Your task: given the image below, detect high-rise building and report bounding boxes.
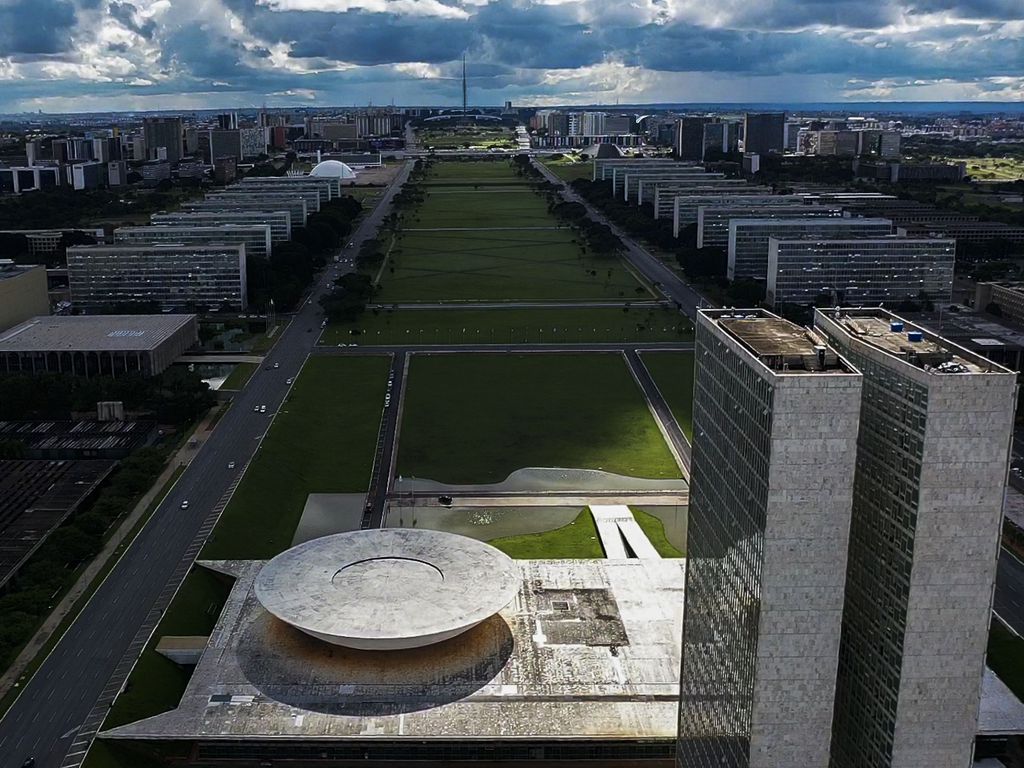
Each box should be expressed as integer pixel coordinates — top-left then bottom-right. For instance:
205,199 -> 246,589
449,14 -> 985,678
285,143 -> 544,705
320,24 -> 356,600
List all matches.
217,112 -> 239,130
67,243 -> 247,312
742,112 -> 786,156
604,114 -> 633,134
697,203 -> 844,248
727,217 -> 893,281
581,111 -> 607,136
814,308 -> 1016,768
142,117 -> 183,164
114,224 -> 273,260
678,308 -> 863,768
766,237 -> 955,307
702,121 -> 738,159
151,210 -> 291,243
675,117 -> 709,161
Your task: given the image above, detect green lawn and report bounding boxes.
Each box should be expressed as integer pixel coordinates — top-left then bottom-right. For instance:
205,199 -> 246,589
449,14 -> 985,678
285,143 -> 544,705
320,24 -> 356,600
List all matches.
420,130 -> 517,150
541,158 -> 595,183
489,508 -> 604,559
219,362 -> 257,390
632,508 -> 685,557
953,157 -> 1024,181
421,160 -> 522,182
408,187 -> 553,228
398,353 -> 682,484
641,352 -> 695,439
323,306 -> 692,346
378,228 -> 646,302
987,620 -> 1024,701
201,356 -> 390,559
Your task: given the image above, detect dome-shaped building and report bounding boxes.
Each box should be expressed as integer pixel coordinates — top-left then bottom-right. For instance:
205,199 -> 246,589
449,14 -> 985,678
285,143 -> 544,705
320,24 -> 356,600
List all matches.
309,159 -> 357,179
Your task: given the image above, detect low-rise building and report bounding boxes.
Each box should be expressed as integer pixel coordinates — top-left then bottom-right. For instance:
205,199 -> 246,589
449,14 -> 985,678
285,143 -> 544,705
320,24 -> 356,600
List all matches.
976,282 -> 1024,323
766,236 -> 956,307
188,194 -> 309,226
67,244 -> 247,312
0,314 -> 198,376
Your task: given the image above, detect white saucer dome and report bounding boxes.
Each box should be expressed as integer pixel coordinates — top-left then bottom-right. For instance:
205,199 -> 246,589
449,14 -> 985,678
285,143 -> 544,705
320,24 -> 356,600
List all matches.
309,160 -> 357,179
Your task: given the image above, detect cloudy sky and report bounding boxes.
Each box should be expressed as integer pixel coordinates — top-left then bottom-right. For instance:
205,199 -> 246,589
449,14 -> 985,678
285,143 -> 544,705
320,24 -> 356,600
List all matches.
0,0 -> 1021,112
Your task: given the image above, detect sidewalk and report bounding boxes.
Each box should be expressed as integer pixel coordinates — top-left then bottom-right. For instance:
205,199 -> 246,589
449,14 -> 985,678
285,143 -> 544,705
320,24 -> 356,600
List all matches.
0,405 -> 225,705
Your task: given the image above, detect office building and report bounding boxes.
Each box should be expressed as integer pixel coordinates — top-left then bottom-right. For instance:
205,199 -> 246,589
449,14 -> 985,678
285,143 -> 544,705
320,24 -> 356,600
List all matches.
898,221 -> 1024,246
0,261 -> 49,332
814,309 -> 1015,768
70,161 -> 106,190
0,314 -> 197,377
783,121 -> 802,152
766,237 -> 956,307
678,309 -> 862,768
151,210 -> 291,244
676,117 -> 709,161
702,121 -> 738,159
67,244 -> 247,312
728,217 -> 893,281
114,224 -> 273,260
140,160 -> 171,186
664,187 -> 772,227
237,177 -> 336,204
209,188 -> 319,217
184,196 -> 308,227
975,282 -> 1024,323
620,169 -> 725,201
217,112 -> 239,130
107,161 -> 128,187
742,112 -> 785,155
213,156 -> 238,185
697,203 -> 844,248
0,165 -> 62,193
142,117 -> 183,164
593,158 -> 690,181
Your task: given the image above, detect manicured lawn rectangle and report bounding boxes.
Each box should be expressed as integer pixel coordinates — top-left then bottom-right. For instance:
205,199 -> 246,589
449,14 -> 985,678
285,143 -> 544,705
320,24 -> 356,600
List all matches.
641,352 -> 695,439
323,306 -> 691,346
408,188 -> 553,228
398,353 -> 682,484
378,228 -> 647,302
489,508 -> 604,559
422,160 -> 522,182
201,355 -> 390,559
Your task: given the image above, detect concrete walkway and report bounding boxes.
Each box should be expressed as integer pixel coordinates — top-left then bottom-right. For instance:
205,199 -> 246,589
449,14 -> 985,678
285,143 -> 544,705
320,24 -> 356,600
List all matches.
178,355 -> 264,364
0,405 -> 224,705
590,505 -> 661,560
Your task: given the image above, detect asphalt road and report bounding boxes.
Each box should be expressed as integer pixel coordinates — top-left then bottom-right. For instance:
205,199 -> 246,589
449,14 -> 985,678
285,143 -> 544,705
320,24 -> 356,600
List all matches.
0,161 -> 413,768
315,341 -> 696,356
995,548 -> 1024,637
532,159 -> 711,319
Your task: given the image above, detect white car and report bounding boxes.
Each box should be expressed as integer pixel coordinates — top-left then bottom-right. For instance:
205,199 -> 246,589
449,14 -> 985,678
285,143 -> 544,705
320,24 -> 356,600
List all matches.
253,404 -> 260,412
260,405 -> 267,413
180,500 -> 190,509
286,377 -> 294,385
227,461 -> 236,469
273,362 -> 280,369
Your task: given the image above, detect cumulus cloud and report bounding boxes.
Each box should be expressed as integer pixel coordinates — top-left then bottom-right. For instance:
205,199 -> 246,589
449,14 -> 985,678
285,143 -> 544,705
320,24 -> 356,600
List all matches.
0,0 -> 1020,110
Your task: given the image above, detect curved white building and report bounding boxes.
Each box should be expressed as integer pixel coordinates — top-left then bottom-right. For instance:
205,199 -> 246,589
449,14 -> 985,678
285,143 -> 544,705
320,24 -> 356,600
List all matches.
309,160 -> 357,179
254,529 -> 520,650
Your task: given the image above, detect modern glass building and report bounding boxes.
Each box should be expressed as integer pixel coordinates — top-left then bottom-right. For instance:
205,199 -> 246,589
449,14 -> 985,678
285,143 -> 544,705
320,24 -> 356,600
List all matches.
151,210 -> 292,243
207,189 -> 319,217
814,309 -> 1016,768
697,204 -> 843,248
114,224 -> 273,260
183,197 -> 308,227
767,237 -> 955,307
67,243 -> 247,312
727,217 -> 893,281
238,177 -> 337,204
678,309 -> 862,768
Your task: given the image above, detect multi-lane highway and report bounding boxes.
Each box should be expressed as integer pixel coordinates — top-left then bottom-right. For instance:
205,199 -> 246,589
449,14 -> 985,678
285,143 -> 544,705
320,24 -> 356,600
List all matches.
0,161 -> 413,768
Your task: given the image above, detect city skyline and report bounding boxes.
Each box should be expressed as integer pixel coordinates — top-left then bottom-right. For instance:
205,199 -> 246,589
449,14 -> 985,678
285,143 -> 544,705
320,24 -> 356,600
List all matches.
0,0 -> 1021,113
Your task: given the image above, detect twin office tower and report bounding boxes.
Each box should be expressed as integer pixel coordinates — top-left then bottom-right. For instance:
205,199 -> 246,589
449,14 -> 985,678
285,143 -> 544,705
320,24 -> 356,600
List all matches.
678,307 -> 1015,768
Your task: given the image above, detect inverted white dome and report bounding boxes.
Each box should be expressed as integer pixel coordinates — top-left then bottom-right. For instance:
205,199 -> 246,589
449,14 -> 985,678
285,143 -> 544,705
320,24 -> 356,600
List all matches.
309,160 -> 357,179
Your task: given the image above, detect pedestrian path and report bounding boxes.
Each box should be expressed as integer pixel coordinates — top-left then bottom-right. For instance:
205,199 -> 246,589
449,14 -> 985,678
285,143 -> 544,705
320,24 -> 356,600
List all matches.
590,505 -> 661,560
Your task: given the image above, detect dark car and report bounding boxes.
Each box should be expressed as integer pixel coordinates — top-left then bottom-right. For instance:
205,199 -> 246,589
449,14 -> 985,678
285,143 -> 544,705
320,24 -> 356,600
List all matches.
22,759 -> 35,768
438,495 -> 454,506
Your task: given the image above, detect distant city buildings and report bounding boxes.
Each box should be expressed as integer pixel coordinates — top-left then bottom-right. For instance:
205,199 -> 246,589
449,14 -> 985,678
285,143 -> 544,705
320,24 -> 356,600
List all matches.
742,112 -> 786,155
142,116 -> 183,164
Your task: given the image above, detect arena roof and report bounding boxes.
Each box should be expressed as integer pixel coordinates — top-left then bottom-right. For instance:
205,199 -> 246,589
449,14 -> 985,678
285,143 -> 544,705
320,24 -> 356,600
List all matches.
0,315 -> 196,353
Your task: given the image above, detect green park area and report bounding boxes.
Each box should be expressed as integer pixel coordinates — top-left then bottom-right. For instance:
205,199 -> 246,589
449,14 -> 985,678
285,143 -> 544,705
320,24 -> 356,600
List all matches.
540,157 -> 595,183
202,355 -> 390,560
397,353 -> 681,484
378,228 -> 646,302
323,306 -> 691,346
956,156 -> 1024,181
422,160 -> 527,183
641,352 -> 695,439
409,187 -> 553,228
632,508 -> 685,557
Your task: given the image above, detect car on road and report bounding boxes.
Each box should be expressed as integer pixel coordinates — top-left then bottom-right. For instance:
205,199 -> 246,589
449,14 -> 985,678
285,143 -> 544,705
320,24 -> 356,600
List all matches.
180,500 -> 189,510
21,759 -> 35,768
260,405 -> 267,413
253,404 -> 260,412
228,461 -> 236,470
438,495 -> 453,507
273,362 -> 280,369
286,377 -> 293,385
